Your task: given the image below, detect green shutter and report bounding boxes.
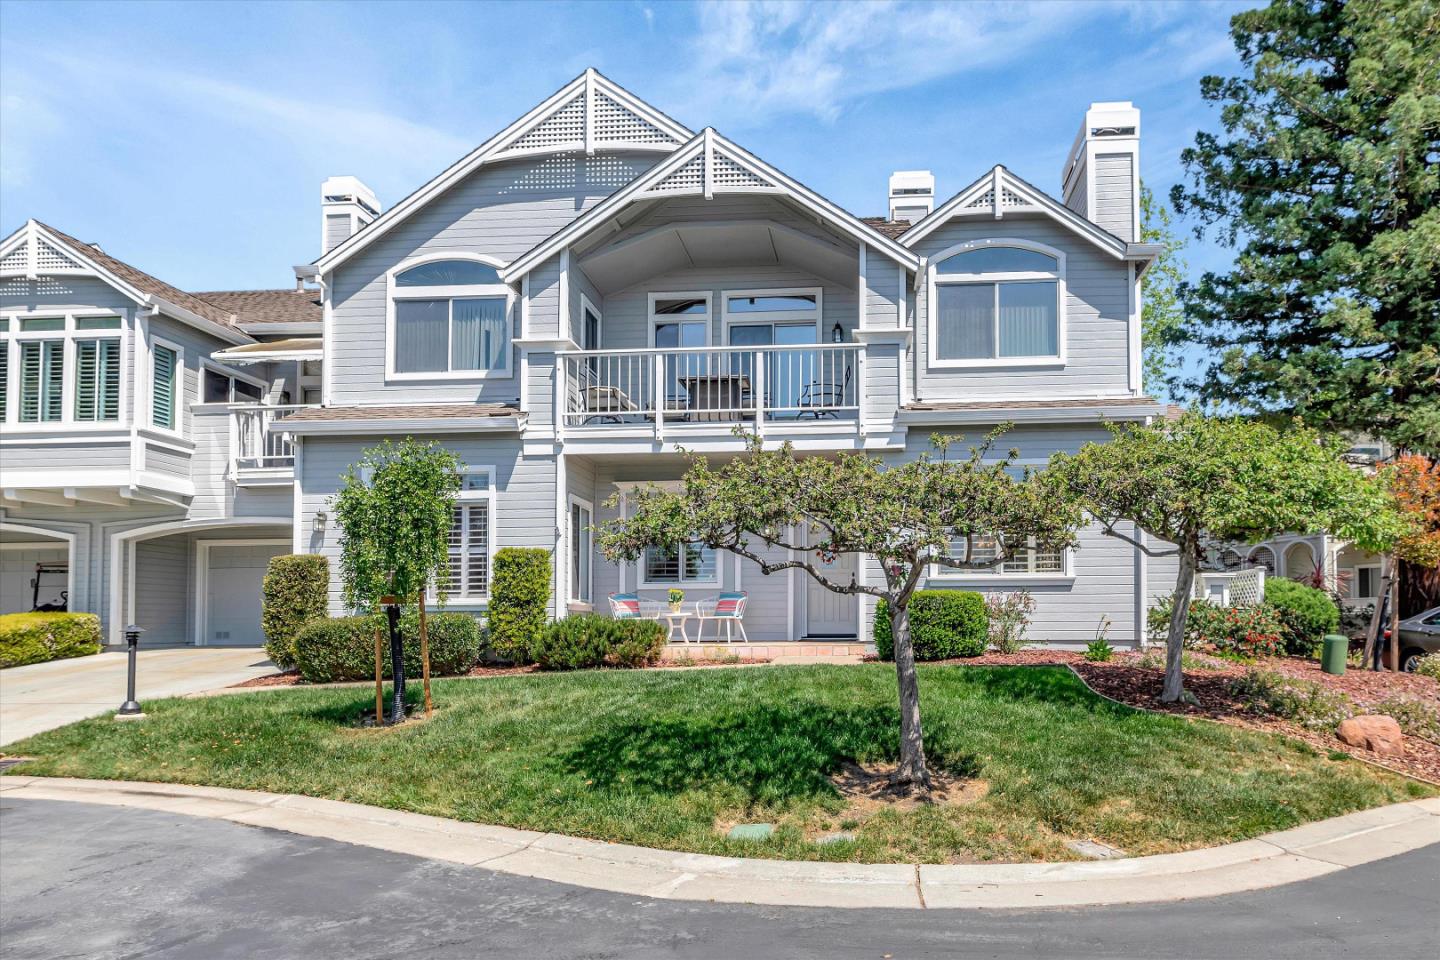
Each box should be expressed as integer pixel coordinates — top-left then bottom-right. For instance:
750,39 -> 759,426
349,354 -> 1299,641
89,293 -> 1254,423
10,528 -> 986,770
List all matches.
153,344 -> 177,429
19,340 -> 63,422
74,339 -> 121,422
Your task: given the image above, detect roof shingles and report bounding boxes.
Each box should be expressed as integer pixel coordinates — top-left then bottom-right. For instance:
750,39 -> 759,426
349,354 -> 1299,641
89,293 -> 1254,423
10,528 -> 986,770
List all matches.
191,288 -> 322,326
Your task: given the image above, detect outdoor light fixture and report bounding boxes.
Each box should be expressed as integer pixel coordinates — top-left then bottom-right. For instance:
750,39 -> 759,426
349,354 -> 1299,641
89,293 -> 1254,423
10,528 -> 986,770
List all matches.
313,510 -> 328,532
831,321 -> 843,343
115,625 -> 144,720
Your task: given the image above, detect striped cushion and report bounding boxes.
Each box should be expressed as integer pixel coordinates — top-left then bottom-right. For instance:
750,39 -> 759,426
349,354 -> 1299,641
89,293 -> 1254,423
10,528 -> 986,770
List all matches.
610,594 -> 642,618
714,592 -> 745,617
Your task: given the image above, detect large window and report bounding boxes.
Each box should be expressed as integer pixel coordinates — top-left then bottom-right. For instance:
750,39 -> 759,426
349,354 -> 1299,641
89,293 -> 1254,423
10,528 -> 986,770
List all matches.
446,467 -> 495,602
642,541 -> 718,585
2,313 -> 123,425
569,497 -> 594,604
935,534 -> 1069,578
931,241 -> 1064,365
723,289 -> 822,414
389,257 -> 510,378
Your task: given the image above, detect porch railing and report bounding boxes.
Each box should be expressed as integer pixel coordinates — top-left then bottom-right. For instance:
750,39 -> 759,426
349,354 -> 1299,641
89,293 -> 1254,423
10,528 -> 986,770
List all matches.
558,343 -> 861,432
232,404 -> 312,471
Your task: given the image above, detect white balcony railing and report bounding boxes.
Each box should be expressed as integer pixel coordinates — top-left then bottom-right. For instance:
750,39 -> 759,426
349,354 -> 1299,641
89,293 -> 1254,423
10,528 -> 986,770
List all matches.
232,404 -> 311,474
559,343 -> 860,433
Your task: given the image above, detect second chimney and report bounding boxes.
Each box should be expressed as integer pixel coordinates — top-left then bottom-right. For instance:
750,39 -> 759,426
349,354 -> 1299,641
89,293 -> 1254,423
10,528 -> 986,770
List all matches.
888,170 -> 934,224
1060,102 -> 1140,241
321,176 -> 380,255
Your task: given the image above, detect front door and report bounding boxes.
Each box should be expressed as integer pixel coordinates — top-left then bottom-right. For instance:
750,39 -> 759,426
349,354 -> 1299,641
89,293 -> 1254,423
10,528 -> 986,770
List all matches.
806,549 -> 858,638
205,543 -> 288,646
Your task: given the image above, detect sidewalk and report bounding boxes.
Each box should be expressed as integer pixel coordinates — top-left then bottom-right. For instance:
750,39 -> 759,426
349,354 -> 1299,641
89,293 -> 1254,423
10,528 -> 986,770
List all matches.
0,649 -> 274,746
3,776 -> 1436,909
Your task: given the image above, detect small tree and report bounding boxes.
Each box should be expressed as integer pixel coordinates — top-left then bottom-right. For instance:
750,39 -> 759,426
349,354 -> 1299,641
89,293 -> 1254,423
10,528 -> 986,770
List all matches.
597,430 -> 1079,794
1050,413 -> 1400,702
332,439 -> 462,723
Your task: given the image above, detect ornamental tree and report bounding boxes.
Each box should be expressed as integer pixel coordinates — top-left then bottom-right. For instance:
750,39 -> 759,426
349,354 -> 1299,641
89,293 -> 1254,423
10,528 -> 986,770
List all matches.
332,438 -> 462,723
1388,454 -> 1440,623
1169,0 -> 1440,454
1049,413 -> 1400,702
596,429 -> 1080,794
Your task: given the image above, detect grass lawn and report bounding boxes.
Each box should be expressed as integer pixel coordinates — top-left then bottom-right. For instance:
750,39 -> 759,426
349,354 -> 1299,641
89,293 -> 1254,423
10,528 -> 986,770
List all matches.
5,664 -> 1431,864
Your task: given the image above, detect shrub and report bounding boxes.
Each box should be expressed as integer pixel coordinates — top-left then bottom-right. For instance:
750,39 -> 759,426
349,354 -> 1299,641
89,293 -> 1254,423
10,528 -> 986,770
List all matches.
984,590 -> 1035,654
260,554 -> 330,670
1151,599 -> 1284,659
0,612 -> 102,669
873,591 -> 988,661
529,614 -> 667,670
1228,669 -> 1354,731
292,610 -> 483,683
1371,697 -> 1440,745
1263,579 -> 1340,656
1412,653 -> 1440,681
487,548 -> 551,663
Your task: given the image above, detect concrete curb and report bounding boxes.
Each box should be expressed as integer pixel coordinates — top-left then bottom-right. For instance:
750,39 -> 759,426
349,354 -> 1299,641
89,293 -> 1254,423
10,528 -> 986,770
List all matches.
3,776 -> 1436,909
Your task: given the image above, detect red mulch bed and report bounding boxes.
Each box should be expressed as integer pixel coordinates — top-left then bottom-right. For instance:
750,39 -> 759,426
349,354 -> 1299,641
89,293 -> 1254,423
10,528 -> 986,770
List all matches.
943,650 -> 1440,785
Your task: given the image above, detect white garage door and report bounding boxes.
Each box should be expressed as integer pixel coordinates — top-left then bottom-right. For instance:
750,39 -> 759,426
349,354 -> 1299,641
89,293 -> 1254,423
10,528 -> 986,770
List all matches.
204,543 -> 289,646
1,547 -> 69,614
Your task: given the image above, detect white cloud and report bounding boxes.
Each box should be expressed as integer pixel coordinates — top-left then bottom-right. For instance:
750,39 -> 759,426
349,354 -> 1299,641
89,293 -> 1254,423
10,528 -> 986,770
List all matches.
672,0 -> 1102,127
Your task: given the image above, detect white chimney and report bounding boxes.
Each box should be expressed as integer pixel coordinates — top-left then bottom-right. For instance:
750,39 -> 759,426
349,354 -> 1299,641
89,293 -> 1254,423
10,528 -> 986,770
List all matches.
1060,102 -> 1140,241
888,170 -> 935,224
321,176 -> 380,255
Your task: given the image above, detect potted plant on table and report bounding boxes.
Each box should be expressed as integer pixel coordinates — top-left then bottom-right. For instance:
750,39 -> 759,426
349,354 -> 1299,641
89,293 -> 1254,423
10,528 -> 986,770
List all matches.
668,588 -> 685,613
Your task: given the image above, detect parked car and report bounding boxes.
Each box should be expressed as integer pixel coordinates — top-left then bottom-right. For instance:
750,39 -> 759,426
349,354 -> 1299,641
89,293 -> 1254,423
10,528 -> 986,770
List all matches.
1387,606 -> 1440,672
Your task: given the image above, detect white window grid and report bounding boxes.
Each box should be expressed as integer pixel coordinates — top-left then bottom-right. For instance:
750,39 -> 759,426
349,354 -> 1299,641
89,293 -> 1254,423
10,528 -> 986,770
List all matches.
0,310 -> 127,427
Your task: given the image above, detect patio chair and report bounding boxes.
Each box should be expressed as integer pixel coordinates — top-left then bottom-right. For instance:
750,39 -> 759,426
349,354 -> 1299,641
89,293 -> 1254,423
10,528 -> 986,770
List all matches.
608,593 -> 643,619
699,591 -> 749,642
798,363 -> 853,419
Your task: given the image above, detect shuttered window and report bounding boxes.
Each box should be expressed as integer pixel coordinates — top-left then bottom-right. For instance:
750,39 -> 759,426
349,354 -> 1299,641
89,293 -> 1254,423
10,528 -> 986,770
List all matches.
152,344 -> 179,429
74,338 -> 121,421
19,340 -> 64,422
444,468 -> 494,601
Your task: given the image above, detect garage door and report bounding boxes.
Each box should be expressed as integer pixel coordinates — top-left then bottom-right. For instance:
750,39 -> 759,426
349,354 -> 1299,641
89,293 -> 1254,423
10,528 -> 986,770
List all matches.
204,543 -> 289,646
1,547 -> 69,614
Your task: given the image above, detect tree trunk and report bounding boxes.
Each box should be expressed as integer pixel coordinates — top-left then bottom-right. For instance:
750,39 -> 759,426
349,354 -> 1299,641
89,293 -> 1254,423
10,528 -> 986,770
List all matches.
419,592 -> 433,717
373,626 -> 383,726
1389,564 -> 1401,673
888,598 -> 932,794
386,603 -> 405,724
1161,548 -> 1197,703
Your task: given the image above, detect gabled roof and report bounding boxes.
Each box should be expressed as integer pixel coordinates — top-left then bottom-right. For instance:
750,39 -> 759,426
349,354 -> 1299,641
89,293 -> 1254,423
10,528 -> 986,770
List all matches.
315,69 -> 693,276
502,128 -> 920,283
191,288 -> 322,326
0,220 -> 249,344
899,165 -> 1150,263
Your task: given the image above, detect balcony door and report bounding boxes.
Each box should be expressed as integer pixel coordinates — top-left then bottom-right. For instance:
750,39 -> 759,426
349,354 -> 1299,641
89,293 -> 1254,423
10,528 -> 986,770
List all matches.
724,291 -> 820,417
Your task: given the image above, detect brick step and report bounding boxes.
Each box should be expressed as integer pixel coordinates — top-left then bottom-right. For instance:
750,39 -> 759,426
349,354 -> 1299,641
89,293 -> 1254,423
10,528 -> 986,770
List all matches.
661,642 -> 873,662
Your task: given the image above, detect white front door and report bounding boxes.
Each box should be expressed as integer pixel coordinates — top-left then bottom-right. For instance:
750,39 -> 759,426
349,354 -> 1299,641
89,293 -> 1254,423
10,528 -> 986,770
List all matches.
204,543 -> 288,646
806,549 -> 858,638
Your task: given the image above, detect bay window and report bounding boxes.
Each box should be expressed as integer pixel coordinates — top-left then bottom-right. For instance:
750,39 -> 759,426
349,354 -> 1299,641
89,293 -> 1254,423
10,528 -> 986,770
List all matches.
931,241 -> 1064,365
389,257 -> 510,378
3,313 -> 123,425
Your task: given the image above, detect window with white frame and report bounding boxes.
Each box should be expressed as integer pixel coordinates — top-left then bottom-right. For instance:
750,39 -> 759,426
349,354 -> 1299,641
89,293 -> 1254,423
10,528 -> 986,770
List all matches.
2,314 -> 123,425
151,340 -> 181,430
642,541 -> 718,586
650,293 -> 711,408
569,497 -> 593,604
202,366 -> 265,404
937,534 -> 1069,577
1350,564 -> 1381,600
931,241 -> 1064,364
446,467 -> 495,602
389,258 -> 510,378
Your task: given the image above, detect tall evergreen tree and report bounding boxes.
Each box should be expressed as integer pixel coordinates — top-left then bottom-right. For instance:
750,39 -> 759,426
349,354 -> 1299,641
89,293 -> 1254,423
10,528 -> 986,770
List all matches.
1170,0 -> 1440,454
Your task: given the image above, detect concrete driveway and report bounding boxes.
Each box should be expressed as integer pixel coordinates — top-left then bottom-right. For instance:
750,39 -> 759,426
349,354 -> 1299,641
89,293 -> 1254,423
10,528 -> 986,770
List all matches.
0,648 -> 274,746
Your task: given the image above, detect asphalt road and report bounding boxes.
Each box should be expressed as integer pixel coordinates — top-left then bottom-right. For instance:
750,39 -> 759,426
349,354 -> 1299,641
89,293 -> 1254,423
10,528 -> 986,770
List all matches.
2,797 -> 1437,960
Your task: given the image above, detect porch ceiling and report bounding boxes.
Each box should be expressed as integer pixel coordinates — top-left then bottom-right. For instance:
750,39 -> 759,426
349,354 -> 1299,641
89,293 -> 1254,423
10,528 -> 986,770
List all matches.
577,219 -> 858,294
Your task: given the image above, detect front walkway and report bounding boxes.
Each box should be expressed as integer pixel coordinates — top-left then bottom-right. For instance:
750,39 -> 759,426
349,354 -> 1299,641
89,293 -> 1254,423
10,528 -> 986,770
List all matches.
0,648 -> 273,746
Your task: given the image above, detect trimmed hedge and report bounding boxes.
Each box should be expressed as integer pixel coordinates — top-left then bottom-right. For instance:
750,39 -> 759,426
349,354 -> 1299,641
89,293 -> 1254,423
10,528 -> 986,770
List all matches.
292,610 -> 483,684
487,547 -> 551,663
873,591 -> 988,661
1263,578 -> 1340,657
529,614 -> 668,670
260,554 -> 330,670
0,612 -> 103,669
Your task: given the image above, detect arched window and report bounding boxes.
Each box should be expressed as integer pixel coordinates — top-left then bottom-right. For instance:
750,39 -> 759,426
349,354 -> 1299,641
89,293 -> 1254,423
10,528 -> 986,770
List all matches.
388,256 -> 510,378
929,239 -> 1065,366
1248,546 -> 1276,574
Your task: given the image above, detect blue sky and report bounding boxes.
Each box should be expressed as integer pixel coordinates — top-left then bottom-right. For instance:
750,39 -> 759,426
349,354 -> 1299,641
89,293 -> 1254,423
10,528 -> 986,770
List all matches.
1,0 -> 1248,295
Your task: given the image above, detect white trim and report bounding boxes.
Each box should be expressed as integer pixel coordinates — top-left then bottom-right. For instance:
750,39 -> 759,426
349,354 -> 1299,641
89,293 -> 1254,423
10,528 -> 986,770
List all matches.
279,415 -> 525,436
647,291 -> 714,346
1,308 -> 126,429
193,538 -> 289,646
148,334 -> 186,436
718,287 -> 822,345
315,70 -> 692,275
320,278 -> 333,405
578,294 -> 602,351
925,238 -> 1067,370
0,521 -> 75,613
384,252 -> 514,382
567,493 -> 594,606
1127,261 -> 1141,395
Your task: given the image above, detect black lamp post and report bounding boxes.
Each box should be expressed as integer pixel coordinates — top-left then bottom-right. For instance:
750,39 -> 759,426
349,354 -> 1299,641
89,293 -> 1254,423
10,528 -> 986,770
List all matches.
115,625 -> 144,719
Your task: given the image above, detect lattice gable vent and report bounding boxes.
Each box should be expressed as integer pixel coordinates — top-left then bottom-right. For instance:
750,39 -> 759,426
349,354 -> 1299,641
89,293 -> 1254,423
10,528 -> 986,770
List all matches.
965,189 -> 995,209
640,142 -> 782,198
0,242 -> 27,273
593,91 -> 673,146
506,93 -> 586,153
646,154 -> 705,194
711,151 -> 773,190
494,74 -> 688,159
0,231 -> 91,277
35,238 -> 85,271
1000,185 -> 1029,208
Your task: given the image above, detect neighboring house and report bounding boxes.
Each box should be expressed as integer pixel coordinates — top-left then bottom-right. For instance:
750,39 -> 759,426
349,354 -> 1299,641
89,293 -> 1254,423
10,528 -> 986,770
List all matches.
1,72 -> 1169,649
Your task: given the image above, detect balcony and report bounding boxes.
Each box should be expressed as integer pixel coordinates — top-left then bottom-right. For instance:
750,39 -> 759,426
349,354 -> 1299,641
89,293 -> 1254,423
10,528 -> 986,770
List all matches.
558,344 -> 861,437
231,404 -> 312,485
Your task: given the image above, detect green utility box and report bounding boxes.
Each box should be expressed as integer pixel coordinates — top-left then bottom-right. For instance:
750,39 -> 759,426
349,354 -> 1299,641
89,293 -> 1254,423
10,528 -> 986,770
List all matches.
1321,635 -> 1348,676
